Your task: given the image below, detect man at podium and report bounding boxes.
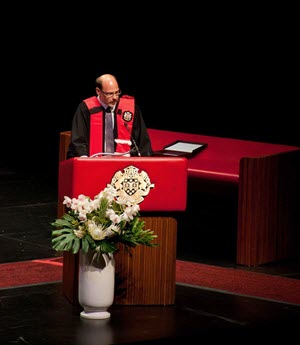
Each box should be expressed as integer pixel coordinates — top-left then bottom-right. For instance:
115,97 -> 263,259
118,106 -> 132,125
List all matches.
58,76 -> 188,305
66,73 -> 153,159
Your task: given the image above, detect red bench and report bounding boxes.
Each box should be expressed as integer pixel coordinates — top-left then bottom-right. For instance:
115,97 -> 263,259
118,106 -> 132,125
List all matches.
148,128 -> 300,266
59,129 -> 300,267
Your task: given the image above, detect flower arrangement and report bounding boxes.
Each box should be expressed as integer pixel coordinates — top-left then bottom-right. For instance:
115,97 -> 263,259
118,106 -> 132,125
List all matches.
51,185 -> 158,255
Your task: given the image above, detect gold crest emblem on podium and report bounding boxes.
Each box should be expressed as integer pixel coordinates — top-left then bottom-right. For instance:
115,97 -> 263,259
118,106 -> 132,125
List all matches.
110,165 -> 154,204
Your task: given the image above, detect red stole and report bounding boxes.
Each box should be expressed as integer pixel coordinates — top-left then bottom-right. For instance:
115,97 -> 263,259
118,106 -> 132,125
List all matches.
84,96 -> 135,156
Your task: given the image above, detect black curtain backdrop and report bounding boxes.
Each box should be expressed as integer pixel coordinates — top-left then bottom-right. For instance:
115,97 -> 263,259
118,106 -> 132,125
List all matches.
2,9 -> 298,175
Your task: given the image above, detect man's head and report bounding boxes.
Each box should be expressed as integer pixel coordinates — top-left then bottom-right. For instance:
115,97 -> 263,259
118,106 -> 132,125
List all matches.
96,74 -> 122,107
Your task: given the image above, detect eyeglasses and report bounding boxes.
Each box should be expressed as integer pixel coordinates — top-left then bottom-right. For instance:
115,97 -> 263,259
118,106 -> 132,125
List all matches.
100,89 -> 122,98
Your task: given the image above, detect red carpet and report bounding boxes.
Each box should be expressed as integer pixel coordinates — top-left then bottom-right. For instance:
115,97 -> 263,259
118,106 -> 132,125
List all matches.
0,257 -> 63,288
1,257 -> 300,305
176,260 -> 300,305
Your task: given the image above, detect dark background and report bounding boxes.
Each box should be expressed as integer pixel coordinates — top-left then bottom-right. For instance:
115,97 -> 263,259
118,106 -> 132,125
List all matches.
2,7 -> 298,177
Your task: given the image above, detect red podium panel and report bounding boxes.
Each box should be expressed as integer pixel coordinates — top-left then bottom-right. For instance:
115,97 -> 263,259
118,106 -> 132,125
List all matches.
58,156 -> 188,212
58,154 -> 188,305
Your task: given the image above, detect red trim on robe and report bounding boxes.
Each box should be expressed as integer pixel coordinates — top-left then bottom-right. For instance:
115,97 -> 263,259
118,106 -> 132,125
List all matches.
115,95 -> 135,153
84,96 -> 135,156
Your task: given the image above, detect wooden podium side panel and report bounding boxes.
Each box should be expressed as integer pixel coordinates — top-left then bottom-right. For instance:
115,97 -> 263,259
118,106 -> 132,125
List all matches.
62,251 -> 79,303
62,216 -> 177,306
114,216 -> 177,305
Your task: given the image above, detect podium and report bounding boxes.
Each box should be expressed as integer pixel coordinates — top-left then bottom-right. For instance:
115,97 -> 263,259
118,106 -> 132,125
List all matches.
57,135 -> 188,305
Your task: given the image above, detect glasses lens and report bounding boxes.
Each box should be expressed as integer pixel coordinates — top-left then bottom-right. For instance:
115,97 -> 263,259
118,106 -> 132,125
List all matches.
102,90 -> 121,97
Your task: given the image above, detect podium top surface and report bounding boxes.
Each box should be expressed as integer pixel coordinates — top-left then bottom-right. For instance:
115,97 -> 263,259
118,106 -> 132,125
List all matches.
58,156 -> 188,212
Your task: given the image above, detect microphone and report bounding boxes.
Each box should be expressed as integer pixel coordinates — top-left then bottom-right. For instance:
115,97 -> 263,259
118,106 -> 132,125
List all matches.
124,123 -> 141,157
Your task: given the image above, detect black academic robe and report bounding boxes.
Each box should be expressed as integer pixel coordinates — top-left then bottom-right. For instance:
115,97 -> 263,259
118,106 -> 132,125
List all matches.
66,97 -> 153,159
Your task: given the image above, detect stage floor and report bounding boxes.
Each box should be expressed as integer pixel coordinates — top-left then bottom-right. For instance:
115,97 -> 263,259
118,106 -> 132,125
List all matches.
0,167 -> 300,344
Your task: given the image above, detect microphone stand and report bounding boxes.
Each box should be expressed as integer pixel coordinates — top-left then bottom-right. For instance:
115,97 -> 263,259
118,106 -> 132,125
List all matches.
124,123 -> 141,157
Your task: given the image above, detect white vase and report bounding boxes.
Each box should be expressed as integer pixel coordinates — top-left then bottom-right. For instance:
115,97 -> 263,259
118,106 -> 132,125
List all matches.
78,249 -> 115,319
